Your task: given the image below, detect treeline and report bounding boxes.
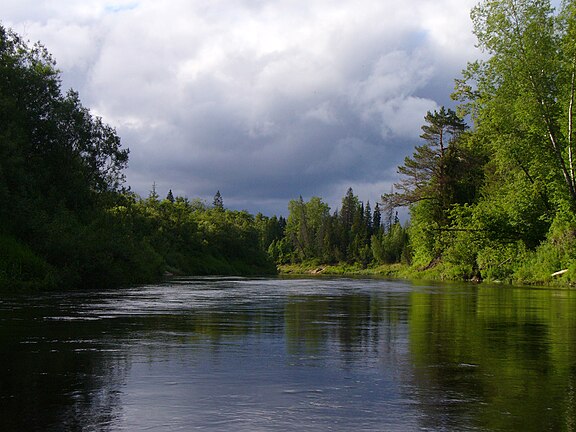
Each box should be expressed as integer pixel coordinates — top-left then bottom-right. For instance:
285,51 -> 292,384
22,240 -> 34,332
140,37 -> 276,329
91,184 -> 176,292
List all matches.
0,26 -> 275,290
265,189 -> 409,267
109,189 -> 276,278
274,0 -> 576,285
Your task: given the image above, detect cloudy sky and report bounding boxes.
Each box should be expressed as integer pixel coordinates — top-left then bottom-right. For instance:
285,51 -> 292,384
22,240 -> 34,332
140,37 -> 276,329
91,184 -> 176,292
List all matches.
4,0 -> 481,215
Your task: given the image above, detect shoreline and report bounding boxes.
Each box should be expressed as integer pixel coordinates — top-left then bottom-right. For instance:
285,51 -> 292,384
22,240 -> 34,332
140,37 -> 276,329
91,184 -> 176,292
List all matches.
277,262 -> 575,288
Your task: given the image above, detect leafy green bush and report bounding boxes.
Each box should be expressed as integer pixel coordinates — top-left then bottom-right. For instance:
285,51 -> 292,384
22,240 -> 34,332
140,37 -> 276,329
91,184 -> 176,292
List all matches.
0,234 -> 56,290
513,216 -> 576,284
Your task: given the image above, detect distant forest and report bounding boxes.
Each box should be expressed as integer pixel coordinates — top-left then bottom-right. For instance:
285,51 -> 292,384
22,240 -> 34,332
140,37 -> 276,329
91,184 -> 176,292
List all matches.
4,0 -> 576,289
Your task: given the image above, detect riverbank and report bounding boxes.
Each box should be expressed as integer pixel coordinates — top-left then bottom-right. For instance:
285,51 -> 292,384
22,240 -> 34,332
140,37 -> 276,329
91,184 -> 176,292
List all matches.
277,261 -> 576,287
279,262 -> 411,278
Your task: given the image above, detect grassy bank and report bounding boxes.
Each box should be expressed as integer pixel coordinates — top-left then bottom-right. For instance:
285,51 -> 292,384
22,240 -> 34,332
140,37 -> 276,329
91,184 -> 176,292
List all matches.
278,262 -> 411,278
277,261 -> 576,287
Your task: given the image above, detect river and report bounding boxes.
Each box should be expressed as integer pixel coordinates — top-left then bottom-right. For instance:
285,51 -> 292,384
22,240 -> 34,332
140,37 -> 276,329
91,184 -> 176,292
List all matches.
1,277 -> 575,431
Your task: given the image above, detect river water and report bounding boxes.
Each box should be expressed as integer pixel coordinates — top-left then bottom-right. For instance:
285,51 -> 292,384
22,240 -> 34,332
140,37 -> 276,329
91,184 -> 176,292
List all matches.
1,277 -> 575,431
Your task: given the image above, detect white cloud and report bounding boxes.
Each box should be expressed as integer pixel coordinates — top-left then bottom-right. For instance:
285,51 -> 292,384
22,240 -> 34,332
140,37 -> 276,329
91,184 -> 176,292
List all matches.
3,0 -> 480,215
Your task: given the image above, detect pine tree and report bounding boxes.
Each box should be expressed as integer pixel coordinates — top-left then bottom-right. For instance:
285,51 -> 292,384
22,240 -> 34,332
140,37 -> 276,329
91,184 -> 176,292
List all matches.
372,203 -> 382,234
213,190 -> 224,210
382,107 -> 467,216
166,189 -> 175,203
340,187 -> 358,231
364,201 -> 373,236
147,182 -> 159,204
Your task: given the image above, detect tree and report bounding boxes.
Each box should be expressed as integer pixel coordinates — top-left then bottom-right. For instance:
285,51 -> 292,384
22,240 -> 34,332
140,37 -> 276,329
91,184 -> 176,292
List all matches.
334,188 -> 362,261
371,220 -> 409,265
381,107 -> 482,266
420,107 -> 467,156
454,0 -> 576,213
255,213 -> 286,251
146,183 -> 159,206
0,25 -> 129,218
285,196 -> 331,260
383,107 -> 468,218
213,190 -> 224,210
166,189 -> 175,203
54,90 -> 129,195
373,202 -> 382,234
340,187 -> 359,230
0,25 -> 128,218
364,201 -> 373,236
350,201 -> 372,265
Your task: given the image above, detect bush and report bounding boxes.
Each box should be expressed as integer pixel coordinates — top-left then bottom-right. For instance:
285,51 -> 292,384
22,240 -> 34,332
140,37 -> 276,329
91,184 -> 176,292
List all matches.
0,234 -> 56,290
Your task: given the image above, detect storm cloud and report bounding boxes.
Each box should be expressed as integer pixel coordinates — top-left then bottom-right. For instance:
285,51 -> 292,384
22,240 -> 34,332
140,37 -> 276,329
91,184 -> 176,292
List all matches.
5,0 -> 479,215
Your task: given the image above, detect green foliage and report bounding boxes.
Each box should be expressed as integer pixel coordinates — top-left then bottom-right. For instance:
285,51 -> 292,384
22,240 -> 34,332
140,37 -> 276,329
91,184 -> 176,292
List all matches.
123,196 -> 277,276
285,196 -> 331,261
371,222 -> 409,265
384,107 -> 469,214
475,243 -> 525,282
268,237 -> 294,264
0,24 -> 276,290
279,190 -> 376,266
513,214 -> 576,283
255,214 -> 286,251
213,190 -> 223,210
0,234 -> 56,290
459,0 -> 576,211
406,200 -> 441,268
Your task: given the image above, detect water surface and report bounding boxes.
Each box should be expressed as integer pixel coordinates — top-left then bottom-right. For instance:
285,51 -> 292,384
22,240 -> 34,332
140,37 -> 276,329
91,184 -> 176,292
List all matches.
1,277 -> 575,431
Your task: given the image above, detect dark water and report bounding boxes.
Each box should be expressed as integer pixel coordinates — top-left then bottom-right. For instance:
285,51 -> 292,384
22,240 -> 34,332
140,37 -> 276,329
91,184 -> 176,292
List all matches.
1,277 -> 576,431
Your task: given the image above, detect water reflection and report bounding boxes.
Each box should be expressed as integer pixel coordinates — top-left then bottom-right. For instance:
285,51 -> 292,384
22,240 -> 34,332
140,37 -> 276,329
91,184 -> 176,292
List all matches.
1,278 -> 576,431
409,285 -> 576,432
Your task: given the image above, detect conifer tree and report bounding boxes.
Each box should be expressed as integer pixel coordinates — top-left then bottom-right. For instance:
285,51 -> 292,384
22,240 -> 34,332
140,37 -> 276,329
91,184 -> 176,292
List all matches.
372,203 -> 382,234
148,182 -> 159,203
384,107 -> 467,209
365,201 -> 373,236
213,190 -> 224,210
340,187 -> 359,231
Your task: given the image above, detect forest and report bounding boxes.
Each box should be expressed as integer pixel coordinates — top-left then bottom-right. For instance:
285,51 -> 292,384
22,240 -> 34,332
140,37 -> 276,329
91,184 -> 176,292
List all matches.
3,0 -> 576,289
276,0 -> 576,285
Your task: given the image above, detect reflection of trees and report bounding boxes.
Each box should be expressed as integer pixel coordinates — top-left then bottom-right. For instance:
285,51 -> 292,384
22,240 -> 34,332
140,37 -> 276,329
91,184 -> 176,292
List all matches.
283,291 -> 410,365
408,286 -> 576,432
0,304 -> 129,431
284,296 -> 330,355
124,287 -> 412,367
